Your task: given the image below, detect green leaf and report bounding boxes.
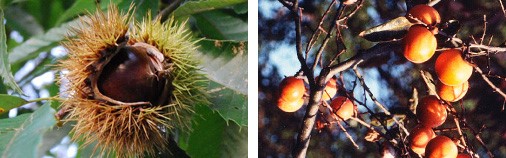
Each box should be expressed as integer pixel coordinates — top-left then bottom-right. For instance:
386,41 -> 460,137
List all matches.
118,0 -> 158,21
0,9 -> 23,94
359,16 -> 413,42
197,40 -> 247,125
37,123 -> 72,157
207,81 -> 247,126
99,0 -> 124,10
0,94 -> 28,114
8,18 -> 79,65
220,122 -> 247,158
54,0 -> 96,26
193,9 -> 247,41
232,2 -> 247,14
173,0 -> 246,17
0,103 -> 56,158
183,105 -> 247,158
4,6 -> 44,37
198,40 -> 247,94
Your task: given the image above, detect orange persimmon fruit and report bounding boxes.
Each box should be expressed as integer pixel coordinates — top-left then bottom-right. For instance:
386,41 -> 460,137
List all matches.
403,25 -> 437,63
437,81 -> 469,102
317,76 -> 338,101
277,76 -> 306,112
330,96 -> 355,121
425,136 -> 458,158
408,125 -> 436,155
416,95 -> 447,128
435,49 -> 473,86
407,4 -> 441,26
277,98 -> 305,113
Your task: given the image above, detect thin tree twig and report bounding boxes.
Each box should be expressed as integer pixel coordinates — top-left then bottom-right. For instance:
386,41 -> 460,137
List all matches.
311,4 -> 344,71
474,66 -> 506,110
352,62 -> 410,135
480,15 -> 487,45
498,0 -> 506,18
305,0 -> 337,58
464,123 -> 494,158
427,0 -> 442,6
468,44 -> 506,56
336,119 -> 360,149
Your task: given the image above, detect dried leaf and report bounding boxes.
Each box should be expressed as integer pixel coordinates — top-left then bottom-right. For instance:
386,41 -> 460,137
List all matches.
364,129 -> 381,142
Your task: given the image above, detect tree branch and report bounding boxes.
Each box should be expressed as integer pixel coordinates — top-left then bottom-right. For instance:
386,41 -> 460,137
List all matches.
325,42 -> 402,82
352,62 -> 410,135
474,65 -> 506,110
292,41 -> 402,157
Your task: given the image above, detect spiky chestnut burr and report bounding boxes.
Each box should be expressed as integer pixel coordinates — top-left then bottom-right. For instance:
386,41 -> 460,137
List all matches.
58,5 -> 208,157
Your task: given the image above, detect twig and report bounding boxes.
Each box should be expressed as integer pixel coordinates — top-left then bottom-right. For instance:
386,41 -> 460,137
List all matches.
464,123 -> 494,158
305,0 -> 337,58
427,0 -> 442,6
352,61 -> 410,135
480,15 -> 487,45
335,119 -> 359,149
474,66 -> 506,110
468,44 -> 506,56
335,0 -> 364,25
311,4 -> 344,71
499,0 -> 506,18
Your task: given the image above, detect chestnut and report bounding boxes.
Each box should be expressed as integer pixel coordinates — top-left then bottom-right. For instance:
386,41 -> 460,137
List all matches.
97,42 -> 166,105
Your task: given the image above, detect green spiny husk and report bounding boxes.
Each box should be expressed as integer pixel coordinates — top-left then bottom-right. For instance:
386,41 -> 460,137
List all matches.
58,5 -> 208,158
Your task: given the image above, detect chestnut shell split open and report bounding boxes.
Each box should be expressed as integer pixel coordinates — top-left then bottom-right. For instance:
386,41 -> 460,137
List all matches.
89,42 -> 170,106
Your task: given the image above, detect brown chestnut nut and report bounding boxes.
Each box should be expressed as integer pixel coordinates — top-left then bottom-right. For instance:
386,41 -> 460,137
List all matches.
97,42 -> 166,105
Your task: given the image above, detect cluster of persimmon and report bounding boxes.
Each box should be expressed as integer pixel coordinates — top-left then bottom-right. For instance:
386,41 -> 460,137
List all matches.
408,95 -> 472,157
403,4 -> 474,157
404,4 -> 473,102
277,76 -> 355,121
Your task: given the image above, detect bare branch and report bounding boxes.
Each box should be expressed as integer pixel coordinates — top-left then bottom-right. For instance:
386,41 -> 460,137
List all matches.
311,3 -> 344,71
474,66 -> 506,110
325,42 -> 402,82
499,0 -> 506,18
305,0 -> 337,57
481,15 -> 487,45
352,63 -> 410,135
427,0 -> 442,6
336,120 -> 360,149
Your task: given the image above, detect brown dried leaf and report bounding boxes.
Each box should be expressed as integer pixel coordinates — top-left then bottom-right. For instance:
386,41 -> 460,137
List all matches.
364,129 -> 381,142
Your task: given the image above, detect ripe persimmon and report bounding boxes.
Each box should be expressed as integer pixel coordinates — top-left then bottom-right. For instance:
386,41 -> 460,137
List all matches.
407,4 -> 441,26
403,25 -> 437,63
277,98 -> 304,112
330,96 -> 355,121
457,153 -> 472,158
425,136 -> 458,158
416,95 -> 447,128
279,76 -> 306,102
435,49 -> 474,86
437,81 -> 469,102
408,125 -> 436,155
277,76 -> 306,112
317,76 -> 338,101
